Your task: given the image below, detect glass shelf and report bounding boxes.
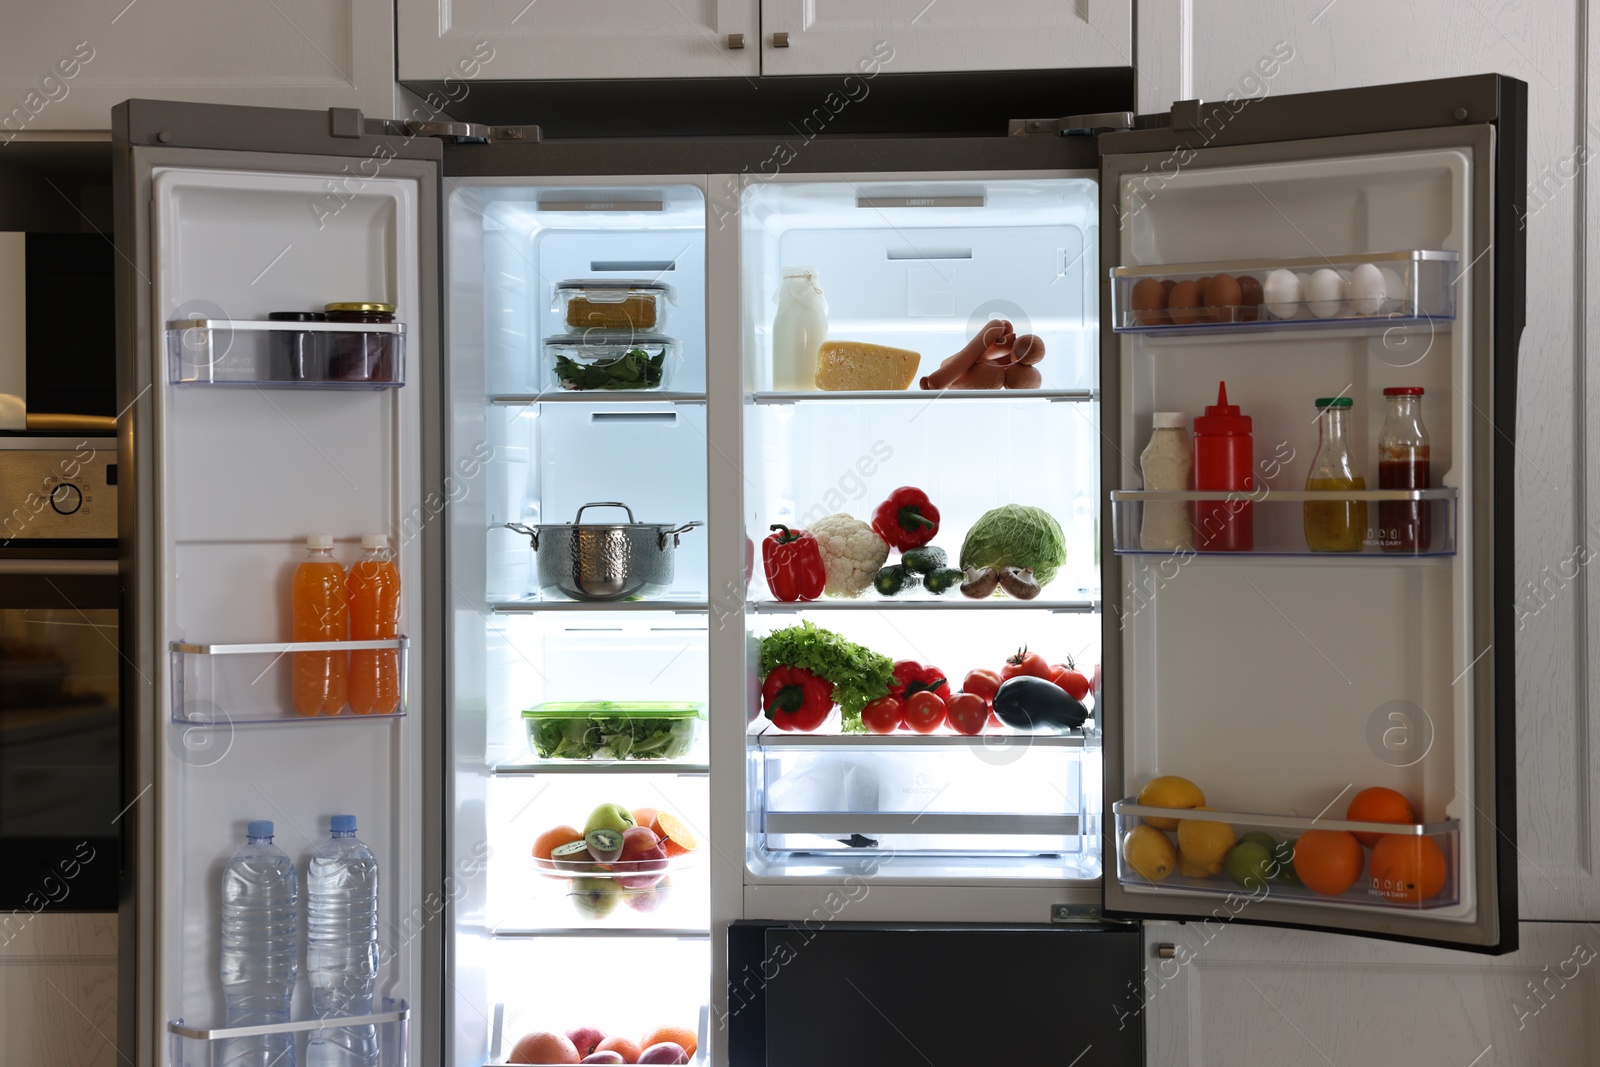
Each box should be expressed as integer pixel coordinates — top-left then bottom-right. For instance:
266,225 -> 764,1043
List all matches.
751,722 -> 1088,749
1112,799 -> 1461,911
491,391 -> 707,405
492,598 -> 709,613
495,759 -> 709,776
167,318 -> 406,387
748,597 -> 1098,613
750,388 -> 1096,403
168,1000 -> 407,1067
1110,249 -> 1457,337
169,637 -> 409,725
1110,488 -> 1458,557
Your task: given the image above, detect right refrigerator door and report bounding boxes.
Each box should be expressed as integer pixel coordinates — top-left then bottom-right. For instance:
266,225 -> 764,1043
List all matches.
1098,74 -> 1526,952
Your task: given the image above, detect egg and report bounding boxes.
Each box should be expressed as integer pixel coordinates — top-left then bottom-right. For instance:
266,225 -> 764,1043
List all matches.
1168,280 -> 1203,325
1380,267 -> 1407,313
1262,268 -> 1302,319
1295,274 -> 1317,316
1130,278 -> 1168,325
1204,273 -> 1243,323
1305,268 -> 1346,318
1348,263 -> 1386,316
1237,275 -> 1264,322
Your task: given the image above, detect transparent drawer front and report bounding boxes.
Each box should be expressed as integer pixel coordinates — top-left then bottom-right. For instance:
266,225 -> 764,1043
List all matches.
168,320 -> 406,387
168,1000 -> 408,1067
1113,801 -> 1460,911
1110,250 -> 1457,336
170,639 -> 409,725
758,737 -> 1088,859
1110,489 -> 1458,557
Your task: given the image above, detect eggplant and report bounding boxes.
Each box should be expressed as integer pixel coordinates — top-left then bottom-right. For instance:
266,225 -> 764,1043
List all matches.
992,675 -> 1088,732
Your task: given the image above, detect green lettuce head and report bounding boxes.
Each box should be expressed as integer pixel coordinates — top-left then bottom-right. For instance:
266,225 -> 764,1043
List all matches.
959,504 -> 1068,587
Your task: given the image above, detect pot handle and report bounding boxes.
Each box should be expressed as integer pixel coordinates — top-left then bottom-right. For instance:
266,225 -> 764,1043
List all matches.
572,501 -> 637,524
502,522 -> 539,551
659,520 -> 704,549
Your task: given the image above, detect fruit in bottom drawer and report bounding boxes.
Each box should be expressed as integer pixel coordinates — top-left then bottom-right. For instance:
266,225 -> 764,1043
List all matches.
1224,840 -> 1275,890
1135,776 -> 1206,830
568,1027 -> 607,1059
641,1027 -> 698,1059
570,877 -> 621,920
1175,809 -> 1236,878
1122,825 -> 1177,881
509,1030 -> 582,1063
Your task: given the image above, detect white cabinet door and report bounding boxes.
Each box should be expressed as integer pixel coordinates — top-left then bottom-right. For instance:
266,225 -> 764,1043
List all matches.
1137,0 -> 1600,924
398,0 -> 760,82
1142,922 -> 1600,1066
758,0 -> 1131,76
0,1 -> 393,131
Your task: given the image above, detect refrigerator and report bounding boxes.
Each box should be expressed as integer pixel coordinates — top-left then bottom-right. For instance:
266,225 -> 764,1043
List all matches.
112,70 -> 1525,1067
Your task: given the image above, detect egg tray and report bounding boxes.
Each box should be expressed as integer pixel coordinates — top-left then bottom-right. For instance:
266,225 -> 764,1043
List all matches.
1110,249 -> 1458,336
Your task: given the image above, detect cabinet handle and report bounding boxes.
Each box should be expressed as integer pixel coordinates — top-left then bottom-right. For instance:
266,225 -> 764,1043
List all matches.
727,32 -> 745,49
1156,943 -> 1176,959
772,31 -> 791,47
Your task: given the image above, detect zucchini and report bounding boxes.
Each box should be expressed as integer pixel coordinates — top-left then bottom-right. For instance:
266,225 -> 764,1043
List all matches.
923,567 -> 965,595
873,565 -> 920,597
901,546 -> 948,575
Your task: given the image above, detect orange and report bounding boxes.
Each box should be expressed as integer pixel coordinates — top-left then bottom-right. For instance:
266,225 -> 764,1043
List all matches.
631,807 -> 661,831
1292,829 -> 1365,896
640,1026 -> 697,1058
1369,834 -> 1448,903
532,825 -> 583,867
595,1035 -> 640,1063
1345,787 -> 1417,848
652,812 -> 698,858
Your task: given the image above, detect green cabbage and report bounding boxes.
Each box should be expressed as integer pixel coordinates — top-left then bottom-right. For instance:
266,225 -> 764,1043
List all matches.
959,505 -> 1068,587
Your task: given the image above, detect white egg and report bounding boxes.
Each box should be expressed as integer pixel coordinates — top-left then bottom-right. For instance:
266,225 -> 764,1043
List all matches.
1294,273 -> 1317,317
1348,263 -> 1386,316
1305,268 -> 1346,318
1380,267 -> 1408,314
1263,268 -> 1302,319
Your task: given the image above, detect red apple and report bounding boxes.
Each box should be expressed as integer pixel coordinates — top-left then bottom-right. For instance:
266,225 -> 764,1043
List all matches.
509,1031 -> 579,1064
625,875 -> 673,913
638,1043 -> 689,1065
566,1027 -> 608,1058
615,827 -> 667,889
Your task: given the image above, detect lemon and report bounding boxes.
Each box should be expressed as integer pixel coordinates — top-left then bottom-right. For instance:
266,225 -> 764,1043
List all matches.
1137,775 -> 1207,830
1176,807 -> 1236,879
1122,825 -> 1177,882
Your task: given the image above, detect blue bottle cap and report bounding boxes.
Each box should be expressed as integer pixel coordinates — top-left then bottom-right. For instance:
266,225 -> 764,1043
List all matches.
331,814 -> 357,833
247,820 -> 274,839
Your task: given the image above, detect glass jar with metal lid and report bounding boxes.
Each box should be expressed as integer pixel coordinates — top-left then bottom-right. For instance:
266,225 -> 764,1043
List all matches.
324,302 -> 397,382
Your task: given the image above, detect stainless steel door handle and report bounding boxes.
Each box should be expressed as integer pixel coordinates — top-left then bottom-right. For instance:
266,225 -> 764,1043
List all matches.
727,32 -> 745,48
772,31 -> 791,47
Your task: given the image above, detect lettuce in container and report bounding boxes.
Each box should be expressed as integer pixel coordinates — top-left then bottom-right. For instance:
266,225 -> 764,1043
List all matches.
522,701 -> 704,760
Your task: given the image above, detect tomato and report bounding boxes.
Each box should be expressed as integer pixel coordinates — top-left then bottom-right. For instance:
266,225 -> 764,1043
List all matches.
1049,663 -> 1091,702
962,669 -> 1001,702
903,690 -> 947,733
946,693 -> 988,735
1001,646 -> 1051,681
861,696 -> 904,734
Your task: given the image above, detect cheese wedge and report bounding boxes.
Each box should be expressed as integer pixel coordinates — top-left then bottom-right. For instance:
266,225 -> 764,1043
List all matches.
814,340 -> 921,391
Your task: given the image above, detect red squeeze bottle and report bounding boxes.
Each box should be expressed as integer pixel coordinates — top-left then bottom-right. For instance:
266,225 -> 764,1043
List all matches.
1191,382 -> 1254,551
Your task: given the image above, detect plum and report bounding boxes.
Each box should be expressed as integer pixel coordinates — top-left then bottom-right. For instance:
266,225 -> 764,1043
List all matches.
566,1026 -> 608,1057
580,1055 -> 625,1065
638,1042 -> 689,1065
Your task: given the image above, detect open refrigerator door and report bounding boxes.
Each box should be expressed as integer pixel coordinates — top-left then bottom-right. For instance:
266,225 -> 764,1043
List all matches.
114,101 -> 444,1065
1097,75 -> 1526,951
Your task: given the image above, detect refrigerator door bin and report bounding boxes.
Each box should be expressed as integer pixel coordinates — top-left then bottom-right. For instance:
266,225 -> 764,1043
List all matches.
1113,799 -> 1461,911
1111,249 -> 1458,335
167,1000 -> 409,1067
169,638 -> 410,724
1110,487 -> 1459,557
167,319 -> 407,386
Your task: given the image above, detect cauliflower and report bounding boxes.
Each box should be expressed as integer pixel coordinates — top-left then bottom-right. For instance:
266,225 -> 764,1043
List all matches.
809,513 -> 889,598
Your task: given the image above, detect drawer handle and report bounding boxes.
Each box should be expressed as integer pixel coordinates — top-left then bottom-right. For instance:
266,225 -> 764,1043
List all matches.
772,31 -> 791,47
727,32 -> 745,49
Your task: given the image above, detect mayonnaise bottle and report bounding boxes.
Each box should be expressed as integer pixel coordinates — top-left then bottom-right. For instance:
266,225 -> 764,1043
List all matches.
1139,412 -> 1193,551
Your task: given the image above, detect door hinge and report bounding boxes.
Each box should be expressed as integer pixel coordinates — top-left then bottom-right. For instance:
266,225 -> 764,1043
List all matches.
1009,111 -> 1136,138
1051,903 -> 1137,925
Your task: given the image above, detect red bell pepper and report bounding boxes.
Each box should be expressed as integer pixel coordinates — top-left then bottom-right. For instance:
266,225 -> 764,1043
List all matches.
871,487 -> 940,551
762,665 -> 835,731
888,659 -> 948,703
762,524 -> 826,602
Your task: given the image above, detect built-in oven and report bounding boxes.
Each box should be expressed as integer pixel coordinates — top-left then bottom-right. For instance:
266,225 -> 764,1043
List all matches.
0,434 -> 119,910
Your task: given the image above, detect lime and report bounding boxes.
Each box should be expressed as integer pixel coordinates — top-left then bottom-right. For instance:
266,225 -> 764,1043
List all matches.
1238,831 -> 1277,852
1225,841 -> 1275,890
1272,838 -> 1302,885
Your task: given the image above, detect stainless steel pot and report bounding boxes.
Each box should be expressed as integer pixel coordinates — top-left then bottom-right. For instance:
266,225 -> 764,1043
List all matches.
505,502 -> 702,602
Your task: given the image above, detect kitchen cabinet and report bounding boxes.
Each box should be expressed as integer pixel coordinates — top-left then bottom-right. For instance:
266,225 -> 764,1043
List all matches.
397,0 -> 760,83
0,0 -> 393,131
0,915 -> 118,1067
1136,0 -> 1600,924
757,0 -> 1132,76
1141,921 -> 1600,1065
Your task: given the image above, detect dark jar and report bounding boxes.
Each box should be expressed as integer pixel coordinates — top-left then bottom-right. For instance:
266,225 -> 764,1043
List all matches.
267,311 -> 326,381
324,302 -> 398,382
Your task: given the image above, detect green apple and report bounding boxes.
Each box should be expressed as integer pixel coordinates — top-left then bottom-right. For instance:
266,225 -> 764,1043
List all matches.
570,876 -> 620,919
583,802 -> 636,837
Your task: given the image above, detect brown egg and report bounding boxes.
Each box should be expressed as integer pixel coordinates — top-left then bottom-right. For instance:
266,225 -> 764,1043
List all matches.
1130,278 -> 1167,325
1204,273 -> 1243,323
1168,280 -> 1203,325
1236,275 -> 1264,322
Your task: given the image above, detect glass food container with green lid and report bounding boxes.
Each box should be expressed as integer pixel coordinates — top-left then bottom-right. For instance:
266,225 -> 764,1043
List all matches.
521,701 -> 705,761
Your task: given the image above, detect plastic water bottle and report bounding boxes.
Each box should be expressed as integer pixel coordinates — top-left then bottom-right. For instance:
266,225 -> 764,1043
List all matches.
306,815 -> 380,1067
220,820 -> 299,1067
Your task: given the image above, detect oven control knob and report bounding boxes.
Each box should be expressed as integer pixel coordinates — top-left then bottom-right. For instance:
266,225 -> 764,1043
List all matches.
49,483 -> 83,515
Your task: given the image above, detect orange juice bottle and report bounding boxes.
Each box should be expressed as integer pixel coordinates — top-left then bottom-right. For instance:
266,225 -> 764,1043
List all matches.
347,534 -> 400,714
292,535 -> 348,715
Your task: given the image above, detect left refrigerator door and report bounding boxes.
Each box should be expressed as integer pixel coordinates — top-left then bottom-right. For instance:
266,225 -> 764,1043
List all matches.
113,101 -> 444,1067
